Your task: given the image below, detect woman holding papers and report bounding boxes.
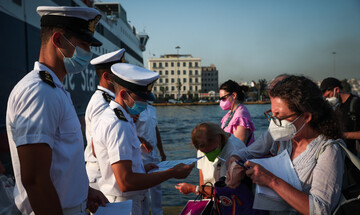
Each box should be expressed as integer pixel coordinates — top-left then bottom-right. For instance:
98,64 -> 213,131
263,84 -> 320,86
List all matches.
228,75 -> 345,215
175,122 -> 246,197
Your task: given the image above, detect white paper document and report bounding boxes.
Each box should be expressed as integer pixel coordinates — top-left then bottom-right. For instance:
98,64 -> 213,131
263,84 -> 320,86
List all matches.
148,157 -> 202,173
249,150 -> 302,211
95,200 -> 132,215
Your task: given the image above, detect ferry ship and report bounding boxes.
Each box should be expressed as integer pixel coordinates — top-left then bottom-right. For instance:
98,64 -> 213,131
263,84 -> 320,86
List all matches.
0,0 -> 148,160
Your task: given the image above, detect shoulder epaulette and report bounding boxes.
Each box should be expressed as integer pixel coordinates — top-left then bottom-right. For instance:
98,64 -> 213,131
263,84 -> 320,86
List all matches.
102,92 -> 112,103
114,108 -> 128,121
39,71 -> 55,88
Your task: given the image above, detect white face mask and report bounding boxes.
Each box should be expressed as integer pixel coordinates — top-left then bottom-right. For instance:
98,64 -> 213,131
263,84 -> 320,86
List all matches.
268,114 -> 306,141
326,89 -> 340,110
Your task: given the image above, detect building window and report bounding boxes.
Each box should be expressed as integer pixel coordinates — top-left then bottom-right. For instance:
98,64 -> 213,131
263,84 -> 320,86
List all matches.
195,70 -> 198,75
190,86 -> 193,90
165,70 -> 168,75
171,70 -> 174,75
195,62 -> 198,67
183,86 -> 186,90
195,78 -> 198,83
171,86 -> 175,91
159,62 -> 162,68
171,62 -> 174,67
195,86 -> 198,91
189,62 -> 192,67
159,79 -> 163,83
183,70 -> 186,75
159,70 -> 162,75
166,86 -> 169,90
166,79 -> 168,83
165,62 -> 168,67
154,87 -> 157,91
183,62 -> 186,67
177,70 -> 180,75
171,78 -> 175,83
190,78 -> 192,83
189,70 -> 192,75
153,62 -> 156,68
177,62 -> 180,67
183,78 -> 187,83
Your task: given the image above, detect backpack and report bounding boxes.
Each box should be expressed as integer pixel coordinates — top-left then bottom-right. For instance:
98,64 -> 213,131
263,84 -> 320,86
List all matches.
315,141 -> 360,215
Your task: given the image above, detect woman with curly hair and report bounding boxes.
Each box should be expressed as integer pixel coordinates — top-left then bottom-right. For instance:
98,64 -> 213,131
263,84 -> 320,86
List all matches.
227,75 -> 345,215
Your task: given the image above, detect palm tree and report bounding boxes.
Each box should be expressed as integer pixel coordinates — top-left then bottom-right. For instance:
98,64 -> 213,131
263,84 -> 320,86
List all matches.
256,79 -> 268,101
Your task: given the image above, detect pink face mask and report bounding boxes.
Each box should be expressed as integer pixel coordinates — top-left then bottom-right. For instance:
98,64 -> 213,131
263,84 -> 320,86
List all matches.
220,99 -> 232,110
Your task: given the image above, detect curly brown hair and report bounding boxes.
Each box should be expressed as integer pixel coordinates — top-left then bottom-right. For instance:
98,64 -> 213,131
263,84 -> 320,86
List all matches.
269,75 -> 343,140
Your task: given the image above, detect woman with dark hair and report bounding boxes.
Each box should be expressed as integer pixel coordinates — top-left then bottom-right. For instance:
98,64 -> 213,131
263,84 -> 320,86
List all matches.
227,75 -> 345,214
219,80 -> 255,146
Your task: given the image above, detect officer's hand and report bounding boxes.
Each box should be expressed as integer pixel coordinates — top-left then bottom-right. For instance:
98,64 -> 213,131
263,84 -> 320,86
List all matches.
144,163 -> 158,173
130,114 -> 140,123
171,162 -> 195,179
87,187 -> 109,213
138,137 -> 153,153
174,182 -> 195,195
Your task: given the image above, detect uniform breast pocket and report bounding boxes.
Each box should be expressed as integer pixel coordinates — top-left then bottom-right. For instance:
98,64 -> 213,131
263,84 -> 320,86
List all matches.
59,109 -> 81,134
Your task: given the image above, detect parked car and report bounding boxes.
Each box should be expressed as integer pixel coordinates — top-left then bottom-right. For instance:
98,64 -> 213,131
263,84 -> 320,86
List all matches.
199,100 -> 208,103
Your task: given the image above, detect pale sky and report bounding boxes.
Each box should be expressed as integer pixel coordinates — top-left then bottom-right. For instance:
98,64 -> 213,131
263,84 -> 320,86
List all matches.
113,0 -> 360,83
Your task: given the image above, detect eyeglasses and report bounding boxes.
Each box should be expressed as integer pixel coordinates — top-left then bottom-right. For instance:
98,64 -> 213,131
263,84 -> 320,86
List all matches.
264,109 -> 298,127
219,94 -> 231,101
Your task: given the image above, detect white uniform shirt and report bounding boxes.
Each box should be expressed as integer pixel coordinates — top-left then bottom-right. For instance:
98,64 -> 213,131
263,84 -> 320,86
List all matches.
197,134 -> 246,184
84,86 -> 115,163
135,105 -> 159,164
92,101 -> 146,197
6,62 -> 89,214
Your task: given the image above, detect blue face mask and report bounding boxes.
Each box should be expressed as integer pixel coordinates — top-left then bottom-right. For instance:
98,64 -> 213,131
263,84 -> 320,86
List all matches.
58,36 -> 92,74
125,92 -> 147,115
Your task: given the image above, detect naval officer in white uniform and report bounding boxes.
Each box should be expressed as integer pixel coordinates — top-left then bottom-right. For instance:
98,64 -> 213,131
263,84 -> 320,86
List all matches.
6,6 -> 108,215
92,63 -> 195,214
84,49 -> 126,190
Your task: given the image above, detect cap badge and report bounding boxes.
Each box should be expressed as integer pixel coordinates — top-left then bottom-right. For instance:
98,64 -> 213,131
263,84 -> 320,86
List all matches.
88,15 -> 101,34
39,71 -> 55,88
114,108 -> 128,122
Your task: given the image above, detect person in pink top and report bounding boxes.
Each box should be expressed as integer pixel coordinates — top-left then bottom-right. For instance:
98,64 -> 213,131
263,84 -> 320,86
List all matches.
219,80 -> 255,146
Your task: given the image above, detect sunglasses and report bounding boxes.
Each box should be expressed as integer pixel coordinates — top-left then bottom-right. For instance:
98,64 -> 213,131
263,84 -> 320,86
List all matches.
219,94 -> 232,101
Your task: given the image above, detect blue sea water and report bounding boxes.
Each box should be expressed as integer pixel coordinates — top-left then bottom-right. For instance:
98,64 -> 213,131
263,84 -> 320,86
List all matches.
155,104 -> 271,206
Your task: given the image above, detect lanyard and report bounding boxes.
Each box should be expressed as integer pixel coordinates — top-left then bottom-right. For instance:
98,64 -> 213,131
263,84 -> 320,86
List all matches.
222,103 -> 241,130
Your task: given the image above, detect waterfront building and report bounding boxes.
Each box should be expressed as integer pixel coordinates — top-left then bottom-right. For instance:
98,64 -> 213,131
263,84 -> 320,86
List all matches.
149,54 -> 202,100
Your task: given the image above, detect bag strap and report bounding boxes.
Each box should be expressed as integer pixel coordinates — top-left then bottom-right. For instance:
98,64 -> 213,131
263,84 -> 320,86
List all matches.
315,140 -> 360,171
